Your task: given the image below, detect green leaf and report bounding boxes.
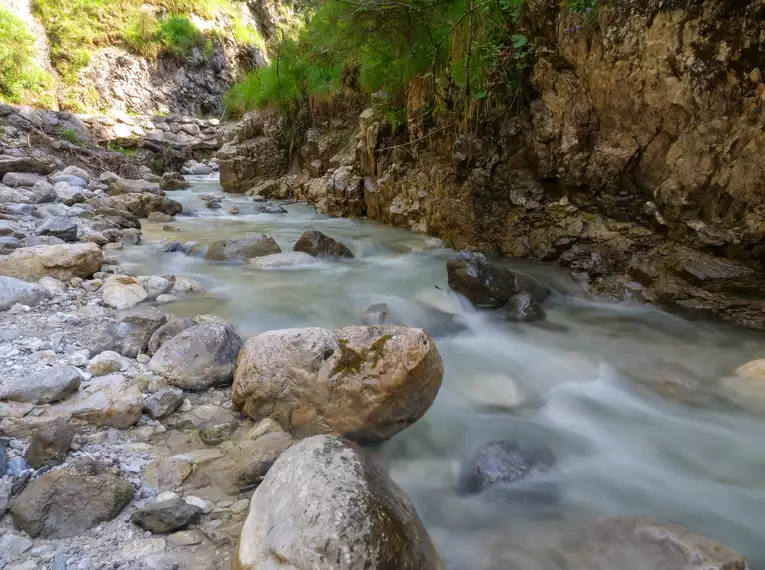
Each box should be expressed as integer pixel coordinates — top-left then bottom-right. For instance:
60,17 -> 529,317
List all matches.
474,90 -> 487,100
511,34 -> 528,49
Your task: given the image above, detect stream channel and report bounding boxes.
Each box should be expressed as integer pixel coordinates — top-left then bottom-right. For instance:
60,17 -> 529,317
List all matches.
115,175 -> 765,568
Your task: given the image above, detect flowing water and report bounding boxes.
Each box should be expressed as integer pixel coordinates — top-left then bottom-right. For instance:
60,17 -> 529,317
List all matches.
116,177 -> 765,568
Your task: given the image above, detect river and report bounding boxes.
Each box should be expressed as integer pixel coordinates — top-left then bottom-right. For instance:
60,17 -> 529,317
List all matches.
115,176 -> 765,568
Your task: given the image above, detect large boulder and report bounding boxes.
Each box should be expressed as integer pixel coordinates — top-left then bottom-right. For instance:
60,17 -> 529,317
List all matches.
100,275 -> 148,310
0,243 -> 103,282
293,230 -> 354,258
108,178 -> 159,195
204,234 -> 281,261
446,252 -> 518,308
233,326 -> 443,443
235,435 -> 443,570
10,458 -> 133,538
3,172 -> 46,188
55,374 -> 143,428
159,172 -> 191,190
100,193 -> 183,218
149,318 -> 243,390
0,366 -> 81,405
0,276 -> 49,310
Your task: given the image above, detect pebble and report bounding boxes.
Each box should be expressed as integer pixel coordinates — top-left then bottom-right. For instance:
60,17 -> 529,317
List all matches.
156,491 -> 179,502
67,349 -> 90,367
184,495 -> 213,514
8,456 -> 28,476
9,303 -> 31,314
179,399 -> 192,412
50,553 -> 67,570
230,498 -> 250,514
137,354 -> 150,364
168,530 -> 203,546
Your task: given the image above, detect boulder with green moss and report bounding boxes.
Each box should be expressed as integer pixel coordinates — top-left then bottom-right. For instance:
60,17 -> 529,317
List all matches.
232,325 -> 443,443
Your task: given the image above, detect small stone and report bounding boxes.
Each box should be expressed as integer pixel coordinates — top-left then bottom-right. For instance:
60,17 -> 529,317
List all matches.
50,553 -> 67,570
156,491 -> 179,502
67,349 -> 90,367
86,351 -> 126,376
137,353 -> 151,364
230,498 -> 249,514
168,529 -> 204,546
131,498 -> 203,533
143,388 -> 184,420
184,495 -> 213,514
0,533 -> 33,560
155,294 -> 178,304
8,456 -> 28,476
179,399 -> 192,412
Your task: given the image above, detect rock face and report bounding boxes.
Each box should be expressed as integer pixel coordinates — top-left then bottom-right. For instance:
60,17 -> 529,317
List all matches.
205,234 -> 281,261
10,458 -> 133,538
217,110 -> 288,194
294,230 -> 354,258
0,243 -> 103,282
233,326 -> 444,442
235,435 -> 443,570
0,276 -> 49,310
131,499 -> 202,534
150,318 -> 243,390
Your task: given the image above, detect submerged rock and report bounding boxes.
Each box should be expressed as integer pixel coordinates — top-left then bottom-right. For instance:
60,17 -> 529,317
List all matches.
446,251 -> 517,308
247,251 -> 315,269
204,234 -> 281,261
10,458 -> 133,538
233,325 -> 443,442
503,291 -> 546,322
235,435 -> 443,570
445,517 -> 748,570
293,230 -> 354,258
458,440 -> 556,495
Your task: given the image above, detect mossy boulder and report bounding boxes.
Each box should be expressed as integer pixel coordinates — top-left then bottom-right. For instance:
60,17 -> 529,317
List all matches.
232,326 -> 443,443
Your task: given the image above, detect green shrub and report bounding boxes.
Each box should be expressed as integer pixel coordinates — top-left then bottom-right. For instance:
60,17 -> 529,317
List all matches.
157,14 -> 206,58
61,128 -> 85,146
225,0 -> 523,116
0,8 -> 53,104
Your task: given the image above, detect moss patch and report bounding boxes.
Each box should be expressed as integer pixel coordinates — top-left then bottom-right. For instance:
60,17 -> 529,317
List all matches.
331,339 -> 365,376
330,334 -> 392,375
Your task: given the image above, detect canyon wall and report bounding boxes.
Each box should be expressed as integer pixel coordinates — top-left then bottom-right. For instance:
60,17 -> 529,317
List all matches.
220,0 -> 765,328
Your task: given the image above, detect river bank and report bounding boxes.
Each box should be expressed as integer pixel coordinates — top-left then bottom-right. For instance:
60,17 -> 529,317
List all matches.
1,159 -> 763,569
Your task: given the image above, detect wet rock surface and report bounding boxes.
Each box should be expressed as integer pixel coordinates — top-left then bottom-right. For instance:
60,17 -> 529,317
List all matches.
293,230 -> 354,258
